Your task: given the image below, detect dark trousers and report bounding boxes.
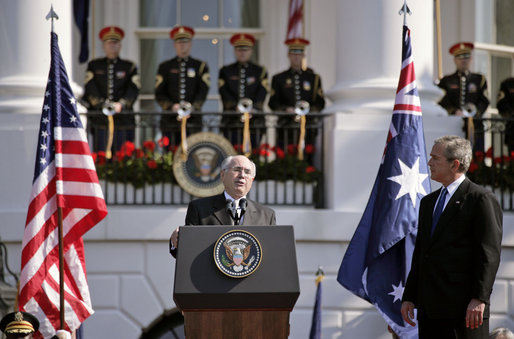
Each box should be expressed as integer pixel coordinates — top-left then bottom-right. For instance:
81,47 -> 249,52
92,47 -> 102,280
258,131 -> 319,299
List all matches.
418,310 -> 489,339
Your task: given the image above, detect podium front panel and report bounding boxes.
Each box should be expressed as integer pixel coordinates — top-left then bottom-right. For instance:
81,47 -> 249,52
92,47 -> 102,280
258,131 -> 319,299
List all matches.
173,225 -> 300,310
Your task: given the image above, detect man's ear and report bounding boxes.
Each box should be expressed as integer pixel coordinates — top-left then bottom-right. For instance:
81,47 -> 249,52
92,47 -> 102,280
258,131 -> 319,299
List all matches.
451,159 -> 461,171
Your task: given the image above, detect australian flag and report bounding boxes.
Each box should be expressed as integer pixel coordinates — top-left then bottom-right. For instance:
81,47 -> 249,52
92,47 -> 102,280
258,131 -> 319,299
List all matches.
337,26 -> 430,338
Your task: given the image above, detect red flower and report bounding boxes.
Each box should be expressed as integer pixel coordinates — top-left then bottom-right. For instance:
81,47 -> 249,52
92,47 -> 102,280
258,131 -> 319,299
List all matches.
305,144 -> 314,154
305,166 -> 316,174
143,140 -> 156,152
485,147 -> 493,158
474,151 -> 484,162
120,141 -> 135,157
233,144 -> 242,152
287,144 -> 297,155
493,157 -> 502,165
158,136 -> 170,148
274,147 -> 285,159
259,149 -> 270,157
147,159 -> 158,169
97,151 -> 106,165
169,145 -> 178,153
261,143 -> 271,150
135,149 -> 145,159
468,161 -> 478,173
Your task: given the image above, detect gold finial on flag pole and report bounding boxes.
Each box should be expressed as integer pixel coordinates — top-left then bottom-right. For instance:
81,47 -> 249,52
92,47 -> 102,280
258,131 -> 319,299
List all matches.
46,5 -> 59,32
398,0 -> 412,26
315,266 -> 325,285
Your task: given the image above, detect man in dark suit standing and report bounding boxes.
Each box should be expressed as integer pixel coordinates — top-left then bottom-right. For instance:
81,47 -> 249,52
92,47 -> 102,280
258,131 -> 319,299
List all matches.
401,135 -> 502,338
170,155 -> 276,257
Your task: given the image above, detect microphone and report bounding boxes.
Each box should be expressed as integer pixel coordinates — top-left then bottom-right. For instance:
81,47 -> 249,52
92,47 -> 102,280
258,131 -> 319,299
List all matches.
239,198 -> 247,218
225,199 -> 236,225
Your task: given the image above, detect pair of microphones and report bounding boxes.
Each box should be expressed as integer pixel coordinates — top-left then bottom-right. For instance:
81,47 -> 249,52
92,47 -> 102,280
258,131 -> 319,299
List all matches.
226,198 -> 247,225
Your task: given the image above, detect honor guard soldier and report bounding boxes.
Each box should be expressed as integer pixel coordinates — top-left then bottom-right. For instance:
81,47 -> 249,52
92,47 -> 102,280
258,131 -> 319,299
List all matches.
438,42 -> 489,116
82,26 -> 140,152
438,42 -> 489,151
155,26 -> 210,132
218,33 -> 269,126
269,38 -> 325,126
0,311 -> 39,338
497,76 -> 514,153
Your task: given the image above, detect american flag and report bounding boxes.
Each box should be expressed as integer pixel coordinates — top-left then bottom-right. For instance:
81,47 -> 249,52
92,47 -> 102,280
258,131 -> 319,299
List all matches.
287,0 -> 303,39
337,26 -> 430,338
19,32 -> 107,338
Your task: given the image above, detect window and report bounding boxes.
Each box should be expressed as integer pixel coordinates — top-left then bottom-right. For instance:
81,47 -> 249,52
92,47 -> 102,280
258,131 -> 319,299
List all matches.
137,0 -> 262,112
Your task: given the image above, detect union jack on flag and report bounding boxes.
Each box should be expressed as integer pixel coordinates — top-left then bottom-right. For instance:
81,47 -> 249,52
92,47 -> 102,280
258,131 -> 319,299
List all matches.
337,26 -> 429,338
19,32 -> 107,338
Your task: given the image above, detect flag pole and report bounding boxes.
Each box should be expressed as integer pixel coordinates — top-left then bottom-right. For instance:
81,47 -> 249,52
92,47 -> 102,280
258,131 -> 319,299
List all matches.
46,5 -> 66,330
435,0 -> 443,79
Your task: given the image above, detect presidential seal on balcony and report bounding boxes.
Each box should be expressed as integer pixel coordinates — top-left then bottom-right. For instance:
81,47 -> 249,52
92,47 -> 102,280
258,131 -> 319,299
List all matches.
214,230 -> 262,278
173,132 -> 236,197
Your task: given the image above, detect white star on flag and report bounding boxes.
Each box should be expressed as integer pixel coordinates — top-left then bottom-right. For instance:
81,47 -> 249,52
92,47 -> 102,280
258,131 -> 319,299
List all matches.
42,117 -> 50,124
43,104 -> 50,111
41,131 -> 49,138
388,281 -> 404,303
387,157 -> 428,208
70,116 -> 78,123
40,144 -> 48,151
40,158 -> 47,165
70,97 -> 76,105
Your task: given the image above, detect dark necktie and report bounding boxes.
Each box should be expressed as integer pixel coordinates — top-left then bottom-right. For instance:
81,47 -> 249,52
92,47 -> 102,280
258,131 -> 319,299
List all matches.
431,187 -> 448,236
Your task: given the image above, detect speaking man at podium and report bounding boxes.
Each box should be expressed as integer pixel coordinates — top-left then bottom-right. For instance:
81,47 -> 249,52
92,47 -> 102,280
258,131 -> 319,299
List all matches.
169,155 -> 276,257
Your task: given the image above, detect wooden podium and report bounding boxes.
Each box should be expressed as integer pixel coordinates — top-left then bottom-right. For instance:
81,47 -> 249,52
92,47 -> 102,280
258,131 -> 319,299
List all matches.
173,225 -> 300,339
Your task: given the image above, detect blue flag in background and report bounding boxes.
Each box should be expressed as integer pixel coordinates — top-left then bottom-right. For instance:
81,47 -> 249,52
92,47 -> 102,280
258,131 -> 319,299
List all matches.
337,26 -> 430,338
73,0 -> 90,63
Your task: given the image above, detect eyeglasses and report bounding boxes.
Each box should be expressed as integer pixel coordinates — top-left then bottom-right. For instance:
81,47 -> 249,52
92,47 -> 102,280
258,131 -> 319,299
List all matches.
228,166 -> 253,177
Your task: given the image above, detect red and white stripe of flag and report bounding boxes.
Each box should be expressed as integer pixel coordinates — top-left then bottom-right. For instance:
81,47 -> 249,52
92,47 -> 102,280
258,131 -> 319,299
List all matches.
20,127 -> 107,338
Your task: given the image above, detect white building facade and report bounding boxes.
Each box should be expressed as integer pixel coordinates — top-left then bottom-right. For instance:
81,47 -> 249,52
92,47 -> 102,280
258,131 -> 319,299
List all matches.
1,0 -> 513,338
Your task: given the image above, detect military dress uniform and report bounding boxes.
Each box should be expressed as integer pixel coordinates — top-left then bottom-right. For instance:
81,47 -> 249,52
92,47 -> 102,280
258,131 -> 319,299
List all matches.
82,26 -> 140,152
218,33 -> 268,126
155,26 -> 210,131
497,77 -> 514,152
269,38 -> 325,150
438,71 -> 489,116
438,42 -> 489,151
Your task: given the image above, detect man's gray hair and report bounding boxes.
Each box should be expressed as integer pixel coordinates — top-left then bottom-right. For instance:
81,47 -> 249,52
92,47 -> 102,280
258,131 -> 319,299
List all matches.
221,156 -> 256,178
490,327 -> 514,339
434,135 -> 472,173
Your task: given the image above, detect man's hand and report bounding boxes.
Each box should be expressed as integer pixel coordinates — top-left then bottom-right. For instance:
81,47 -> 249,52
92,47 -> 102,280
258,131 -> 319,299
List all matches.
170,227 -> 180,249
466,298 -> 485,329
400,301 -> 416,327
172,103 -> 180,112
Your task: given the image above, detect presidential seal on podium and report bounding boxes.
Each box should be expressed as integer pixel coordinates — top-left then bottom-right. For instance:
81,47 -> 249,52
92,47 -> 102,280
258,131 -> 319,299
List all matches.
213,230 -> 262,278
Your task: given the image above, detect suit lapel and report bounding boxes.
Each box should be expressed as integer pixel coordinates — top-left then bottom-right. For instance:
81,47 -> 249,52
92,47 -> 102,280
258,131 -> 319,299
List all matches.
212,193 -> 234,225
430,179 -> 469,241
241,199 -> 257,225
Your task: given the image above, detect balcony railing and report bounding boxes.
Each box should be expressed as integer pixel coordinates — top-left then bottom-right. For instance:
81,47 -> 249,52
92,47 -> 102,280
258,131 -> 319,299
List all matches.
85,111 -> 328,208
465,116 -> 514,211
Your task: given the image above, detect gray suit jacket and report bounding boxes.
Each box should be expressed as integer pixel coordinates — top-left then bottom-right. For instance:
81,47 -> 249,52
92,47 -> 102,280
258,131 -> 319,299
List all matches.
171,193 -> 276,257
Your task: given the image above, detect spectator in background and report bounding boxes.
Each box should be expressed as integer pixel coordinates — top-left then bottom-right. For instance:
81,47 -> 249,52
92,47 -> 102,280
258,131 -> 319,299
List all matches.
490,327 -> 514,339
0,311 -> 39,338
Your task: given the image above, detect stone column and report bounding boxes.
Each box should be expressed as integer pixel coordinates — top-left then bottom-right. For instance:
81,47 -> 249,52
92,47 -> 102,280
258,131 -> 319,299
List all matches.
326,0 -> 445,116
0,0 -> 75,113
